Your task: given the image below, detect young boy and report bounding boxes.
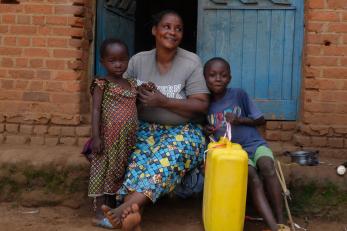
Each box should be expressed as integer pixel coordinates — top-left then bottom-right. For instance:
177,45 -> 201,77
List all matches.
203,57 -> 289,231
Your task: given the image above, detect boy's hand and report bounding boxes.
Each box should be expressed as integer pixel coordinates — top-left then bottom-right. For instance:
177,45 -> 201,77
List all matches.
92,136 -> 103,154
203,125 -> 216,136
139,82 -> 157,92
225,112 -> 240,125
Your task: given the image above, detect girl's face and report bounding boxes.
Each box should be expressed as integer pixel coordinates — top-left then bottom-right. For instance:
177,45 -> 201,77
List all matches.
101,43 -> 128,77
204,61 -> 231,95
152,13 -> 183,50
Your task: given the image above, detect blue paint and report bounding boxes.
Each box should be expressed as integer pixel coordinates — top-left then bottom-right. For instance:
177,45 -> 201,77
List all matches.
197,0 -> 304,120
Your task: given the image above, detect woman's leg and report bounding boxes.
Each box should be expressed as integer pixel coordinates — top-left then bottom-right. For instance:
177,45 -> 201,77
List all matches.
102,192 -> 150,228
257,157 -> 284,224
248,166 -> 278,231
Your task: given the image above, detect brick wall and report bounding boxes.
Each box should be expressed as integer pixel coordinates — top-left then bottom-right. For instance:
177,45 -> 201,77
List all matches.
298,0 -> 347,151
0,0 -> 93,145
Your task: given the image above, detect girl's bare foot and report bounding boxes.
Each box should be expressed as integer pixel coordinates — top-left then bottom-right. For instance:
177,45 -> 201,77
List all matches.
122,204 -> 142,231
101,205 -> 122,228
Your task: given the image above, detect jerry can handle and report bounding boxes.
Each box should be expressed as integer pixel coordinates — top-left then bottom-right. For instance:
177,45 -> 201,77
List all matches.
223,122 -> 232,141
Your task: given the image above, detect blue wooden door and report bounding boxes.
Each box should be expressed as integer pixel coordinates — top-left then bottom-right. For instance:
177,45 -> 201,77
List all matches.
197,0 -> 304,120
95,0 -> 136,76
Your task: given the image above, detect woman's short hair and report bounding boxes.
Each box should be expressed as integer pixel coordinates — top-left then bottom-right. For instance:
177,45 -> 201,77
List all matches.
152,10 -> 183,27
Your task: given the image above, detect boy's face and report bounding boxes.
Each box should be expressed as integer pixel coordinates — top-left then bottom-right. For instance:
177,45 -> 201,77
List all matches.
101,43 -> 129,77
204,61 -> 231,94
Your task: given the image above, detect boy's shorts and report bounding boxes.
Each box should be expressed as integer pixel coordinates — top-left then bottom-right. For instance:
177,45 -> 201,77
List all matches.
248,145 -> 274,168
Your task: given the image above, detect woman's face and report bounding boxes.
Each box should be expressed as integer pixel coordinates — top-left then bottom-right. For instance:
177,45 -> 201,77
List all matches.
152,13 -> 183,50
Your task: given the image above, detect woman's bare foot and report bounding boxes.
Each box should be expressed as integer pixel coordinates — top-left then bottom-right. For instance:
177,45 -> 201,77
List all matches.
121,204 -> 142,231
101,205 -> 122,228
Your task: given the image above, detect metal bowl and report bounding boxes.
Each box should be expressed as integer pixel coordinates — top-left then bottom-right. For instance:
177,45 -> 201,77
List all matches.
284,150 -> 319,166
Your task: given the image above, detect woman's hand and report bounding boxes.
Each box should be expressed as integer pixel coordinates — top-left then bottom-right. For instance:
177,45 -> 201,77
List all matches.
138,87 -> 168,108
92,136 -> 103,154
203,125 -> 216,136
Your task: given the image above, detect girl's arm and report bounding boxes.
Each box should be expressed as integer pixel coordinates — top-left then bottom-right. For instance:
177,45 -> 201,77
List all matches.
138,87 -> 209,119
91,85 -> 103,154
226,112 -> 265,126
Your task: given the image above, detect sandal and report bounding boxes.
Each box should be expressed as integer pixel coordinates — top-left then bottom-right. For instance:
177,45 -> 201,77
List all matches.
278,224 -> 291,231
93,217 -> 115,229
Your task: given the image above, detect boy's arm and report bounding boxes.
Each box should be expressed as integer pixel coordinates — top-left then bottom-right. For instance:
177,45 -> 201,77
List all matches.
230,114 -> 265,126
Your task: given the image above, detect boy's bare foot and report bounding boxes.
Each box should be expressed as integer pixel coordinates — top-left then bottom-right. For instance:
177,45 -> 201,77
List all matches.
122,204 -> 142,231
101,205 -> 122,228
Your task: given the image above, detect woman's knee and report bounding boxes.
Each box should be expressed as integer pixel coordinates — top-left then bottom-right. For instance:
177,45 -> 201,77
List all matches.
257,157 -> 276,177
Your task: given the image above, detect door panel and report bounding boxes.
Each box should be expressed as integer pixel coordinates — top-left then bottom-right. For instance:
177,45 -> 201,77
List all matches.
197,0 -> 304,120
95,0 -> 136,76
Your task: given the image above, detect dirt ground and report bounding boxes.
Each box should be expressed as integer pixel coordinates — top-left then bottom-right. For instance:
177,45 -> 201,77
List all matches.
1,196 -> 346,231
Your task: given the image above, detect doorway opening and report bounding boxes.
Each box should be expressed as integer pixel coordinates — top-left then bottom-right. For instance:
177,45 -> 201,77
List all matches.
134,0 -> 197,53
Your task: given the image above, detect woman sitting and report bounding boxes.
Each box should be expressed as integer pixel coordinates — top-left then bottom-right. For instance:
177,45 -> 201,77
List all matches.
101,10 -> 210,231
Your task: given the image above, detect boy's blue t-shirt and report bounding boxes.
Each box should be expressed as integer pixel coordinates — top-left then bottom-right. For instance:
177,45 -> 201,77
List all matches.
207,88 -> 267,157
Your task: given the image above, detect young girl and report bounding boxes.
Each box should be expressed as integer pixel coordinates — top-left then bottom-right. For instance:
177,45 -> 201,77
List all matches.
203,57 -> 289,231
89,38 -> 138,227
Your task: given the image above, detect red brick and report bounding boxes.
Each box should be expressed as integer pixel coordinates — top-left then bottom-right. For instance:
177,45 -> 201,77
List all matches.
54,5 -> 84,15
323,67 -> 347,78
265,130 -> 281,141
68,17 -> 84,27
51,27 -> 83,37
306,33 -> 340,45
17,15 -> 31,24
20,124 -> 33,135
32,16 -> 45,25
30,136 -> 45,145
69,39 -> 82,48
293,134 -> 311,146
46,16 -> 68,25
2,15 -> 16,24
311,136 -> 328,147
317,79 -> 343,90
61,126 -> 75,136
3,36 -> 16,46
45,81 -> 64,91
0,90 -> 22,100
16,58 -> 28,68
76,126 -> 90,137
48,126 -> 61,136
45,137 -> 59,146
5,123 -> 19,133
328,137 -> 344,148
327,0 -> 347,9
1,79 -> 14,89
46,60 -> 66,69
54,71 -> 81,80
78,137 -> 89,146
51,93 -> 80,104
33,125 -> 48,135
47,38 -> 67,47
24,48 -> 50,57
308,11 -> 339,21
64,81 -> 81,92
281,122 -> 297,131
1,58 -> 14,67
28,81 -> 44,91
0,47 -> 22,56
51,114 -> 81,125
280,131 -> 293,141
24,5 -> 53,14
53,49 -> 82,58
32,37 -> 47,47
321,46 -> 347,56
9,70 -> 35,79
306,45 -> 321,56
10,25 -> 37,35
328,23 -> 347,33
36,70 -> 51,80
307,0 -> 325,8
17,37 -> 30,46
304,79 -> 319,89
22,92 -> 50,102
60,137 -> 77,145
306,56 -> 338,66
0,124 -> 4,133
15,80 -> 29,89
0,25 -> 9,33
37,26 -> 51,35
0,4 -> 23,13
320,91 -> 347,102
30,59 -> 44,68
5,135 -> 28,145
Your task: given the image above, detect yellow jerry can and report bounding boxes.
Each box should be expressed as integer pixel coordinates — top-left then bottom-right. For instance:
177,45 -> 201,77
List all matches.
203,137 -> 248,231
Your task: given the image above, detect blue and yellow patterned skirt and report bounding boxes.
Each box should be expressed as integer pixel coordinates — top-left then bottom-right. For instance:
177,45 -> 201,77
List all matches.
117,121 -> 205,202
